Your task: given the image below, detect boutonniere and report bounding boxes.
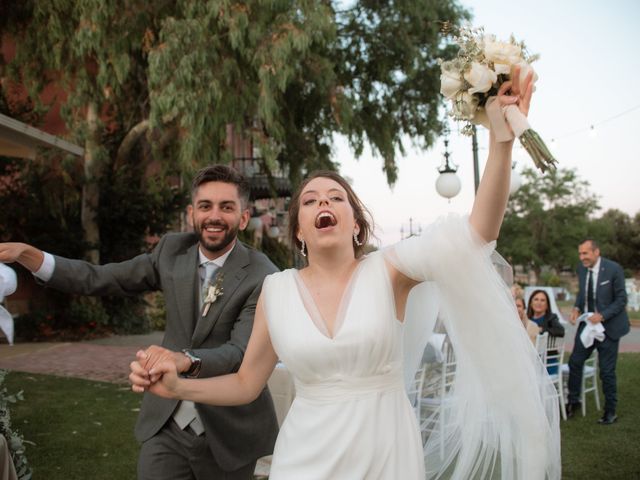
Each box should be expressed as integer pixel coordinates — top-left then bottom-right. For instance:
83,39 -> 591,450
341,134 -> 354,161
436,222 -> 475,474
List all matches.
202,272 -> 224,316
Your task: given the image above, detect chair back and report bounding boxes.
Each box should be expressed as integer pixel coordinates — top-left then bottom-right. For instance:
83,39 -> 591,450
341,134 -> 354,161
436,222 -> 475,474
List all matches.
407,366 -> 426,420
545,334 -> 565,377
420,334 -> 457,457
441,336 -> 457,394
535,332 -> 549,363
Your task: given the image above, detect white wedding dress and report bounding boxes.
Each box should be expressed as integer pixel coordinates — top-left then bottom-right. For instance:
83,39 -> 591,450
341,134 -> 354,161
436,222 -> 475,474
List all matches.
262,216 -> 561,480
263,252 -> 424,479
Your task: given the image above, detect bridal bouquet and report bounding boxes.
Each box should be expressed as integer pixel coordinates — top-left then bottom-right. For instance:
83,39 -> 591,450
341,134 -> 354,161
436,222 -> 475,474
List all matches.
439,26 -> 557,172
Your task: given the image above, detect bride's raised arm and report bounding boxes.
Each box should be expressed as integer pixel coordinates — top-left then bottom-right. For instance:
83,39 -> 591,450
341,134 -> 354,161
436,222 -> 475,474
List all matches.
469,66 -> 533,243
387,66 -> 534,303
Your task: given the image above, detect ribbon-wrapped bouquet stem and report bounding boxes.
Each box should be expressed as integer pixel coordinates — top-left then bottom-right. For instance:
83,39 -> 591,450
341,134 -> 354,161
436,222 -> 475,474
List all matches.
440,26 -> 557,172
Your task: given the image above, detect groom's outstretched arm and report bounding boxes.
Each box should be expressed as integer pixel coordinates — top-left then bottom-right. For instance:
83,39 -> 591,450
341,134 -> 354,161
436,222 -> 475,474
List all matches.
0,242 -> 45,272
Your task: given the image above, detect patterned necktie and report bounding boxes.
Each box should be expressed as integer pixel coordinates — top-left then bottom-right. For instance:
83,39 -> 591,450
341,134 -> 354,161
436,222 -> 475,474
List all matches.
586,268 -> 595,312
201,262 -> 218,304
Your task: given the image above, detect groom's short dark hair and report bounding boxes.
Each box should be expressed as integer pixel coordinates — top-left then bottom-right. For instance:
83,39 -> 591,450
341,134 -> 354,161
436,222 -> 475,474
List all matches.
191,165 -> 251,206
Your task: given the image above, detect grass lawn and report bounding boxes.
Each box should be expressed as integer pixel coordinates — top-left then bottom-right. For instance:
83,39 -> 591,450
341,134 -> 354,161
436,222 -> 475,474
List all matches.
5,374 -> 141,479
4,353 -> 640,479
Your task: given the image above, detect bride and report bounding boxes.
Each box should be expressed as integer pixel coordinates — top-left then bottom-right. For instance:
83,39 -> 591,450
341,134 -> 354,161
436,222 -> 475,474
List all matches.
131,68 -> 560,479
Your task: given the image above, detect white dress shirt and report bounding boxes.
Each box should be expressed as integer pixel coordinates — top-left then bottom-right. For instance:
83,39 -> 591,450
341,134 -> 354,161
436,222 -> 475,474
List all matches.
583,257 -> 601,313
174,242 -> 235,435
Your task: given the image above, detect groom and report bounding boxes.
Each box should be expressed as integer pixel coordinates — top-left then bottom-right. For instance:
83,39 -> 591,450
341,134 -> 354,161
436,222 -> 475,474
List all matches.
0,165 -> 279,479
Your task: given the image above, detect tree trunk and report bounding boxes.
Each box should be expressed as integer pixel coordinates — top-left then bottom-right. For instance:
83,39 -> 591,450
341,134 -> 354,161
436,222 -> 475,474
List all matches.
81,102 -> 101,263
114,119 -> 149,171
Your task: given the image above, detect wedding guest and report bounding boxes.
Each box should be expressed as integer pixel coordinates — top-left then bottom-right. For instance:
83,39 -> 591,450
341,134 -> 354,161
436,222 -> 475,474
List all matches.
526,289 -> 565,338
527,289 -> 564,374
0,165 -> 278,479
132,70 -> 560,479
515,296 -> 539,343
511,283 -> 524,301
567,239 -> 629,424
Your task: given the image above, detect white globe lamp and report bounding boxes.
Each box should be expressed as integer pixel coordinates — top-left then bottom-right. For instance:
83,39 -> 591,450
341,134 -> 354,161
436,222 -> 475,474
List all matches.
435,137 -> 461,200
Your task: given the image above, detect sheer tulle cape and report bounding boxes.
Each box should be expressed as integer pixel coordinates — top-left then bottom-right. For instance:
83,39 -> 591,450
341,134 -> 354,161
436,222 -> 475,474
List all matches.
385,215 -> 561,480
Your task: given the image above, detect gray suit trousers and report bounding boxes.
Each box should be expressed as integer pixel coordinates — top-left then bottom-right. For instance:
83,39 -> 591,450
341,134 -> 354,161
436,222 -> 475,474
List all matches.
138,420 -> 256,480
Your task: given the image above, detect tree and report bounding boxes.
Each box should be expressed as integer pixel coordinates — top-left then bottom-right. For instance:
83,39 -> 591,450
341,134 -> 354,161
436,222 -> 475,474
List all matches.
2,0 -> 469,260
500,167 -> 600,279
589,209 -> 640,271
1,1 -> 470,335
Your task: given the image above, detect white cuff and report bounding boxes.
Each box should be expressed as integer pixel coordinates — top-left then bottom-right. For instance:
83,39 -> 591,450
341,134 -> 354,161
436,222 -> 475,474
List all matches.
34,252 -> 56,282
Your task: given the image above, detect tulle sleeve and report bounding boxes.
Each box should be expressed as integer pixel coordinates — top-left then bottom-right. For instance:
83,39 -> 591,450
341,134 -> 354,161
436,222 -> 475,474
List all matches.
384,214 -> 561,480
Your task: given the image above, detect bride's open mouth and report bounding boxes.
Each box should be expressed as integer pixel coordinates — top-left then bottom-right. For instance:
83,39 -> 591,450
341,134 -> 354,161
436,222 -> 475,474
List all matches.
315,211 -> 337,229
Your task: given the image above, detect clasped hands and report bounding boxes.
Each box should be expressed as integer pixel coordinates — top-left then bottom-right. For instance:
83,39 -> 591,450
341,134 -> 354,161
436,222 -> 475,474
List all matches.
129,345 -> 188,398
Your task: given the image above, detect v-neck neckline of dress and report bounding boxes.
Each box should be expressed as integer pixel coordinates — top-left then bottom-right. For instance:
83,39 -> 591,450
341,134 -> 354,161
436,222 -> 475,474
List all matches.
293,259 -> 365,340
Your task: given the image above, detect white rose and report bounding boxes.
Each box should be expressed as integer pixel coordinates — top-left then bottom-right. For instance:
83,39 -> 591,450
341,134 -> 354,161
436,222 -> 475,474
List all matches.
440,70 -> 463,99
453,91 -> 479,120
484,40 -> 522,66
464,62 -> 497,94
493,63 -> 511,75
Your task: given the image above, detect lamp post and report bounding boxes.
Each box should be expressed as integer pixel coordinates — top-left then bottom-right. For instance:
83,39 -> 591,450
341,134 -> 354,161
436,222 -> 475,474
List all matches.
400,217 -> 422,240
471,125 -> 480,194
436,124 -> 521,199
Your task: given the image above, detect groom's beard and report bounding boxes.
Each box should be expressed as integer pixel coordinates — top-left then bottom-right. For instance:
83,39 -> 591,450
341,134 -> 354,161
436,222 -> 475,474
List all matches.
195,218 -> 240,254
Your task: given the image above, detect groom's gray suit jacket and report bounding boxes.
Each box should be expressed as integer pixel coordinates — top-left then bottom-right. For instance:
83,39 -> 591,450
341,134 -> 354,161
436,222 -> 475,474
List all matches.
46,233 -> 279,470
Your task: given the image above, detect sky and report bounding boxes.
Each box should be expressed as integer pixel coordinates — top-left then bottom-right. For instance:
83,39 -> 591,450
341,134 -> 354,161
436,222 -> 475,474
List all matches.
337,0 -> 640,246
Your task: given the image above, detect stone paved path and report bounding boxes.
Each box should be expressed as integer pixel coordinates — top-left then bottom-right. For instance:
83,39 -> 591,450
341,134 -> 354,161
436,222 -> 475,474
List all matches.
0,332 -> 163,383
0,343 -> 141,383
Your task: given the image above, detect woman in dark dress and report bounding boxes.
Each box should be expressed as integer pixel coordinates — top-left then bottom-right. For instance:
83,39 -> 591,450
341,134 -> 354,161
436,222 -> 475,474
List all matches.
527,289 -> 565,374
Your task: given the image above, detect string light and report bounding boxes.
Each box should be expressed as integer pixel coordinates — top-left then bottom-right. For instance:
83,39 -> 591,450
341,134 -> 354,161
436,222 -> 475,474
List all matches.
550,104 -> 640,142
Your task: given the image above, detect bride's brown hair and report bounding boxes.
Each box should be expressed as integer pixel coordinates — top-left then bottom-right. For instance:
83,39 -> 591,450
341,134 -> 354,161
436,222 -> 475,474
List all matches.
288,170 -> 374,259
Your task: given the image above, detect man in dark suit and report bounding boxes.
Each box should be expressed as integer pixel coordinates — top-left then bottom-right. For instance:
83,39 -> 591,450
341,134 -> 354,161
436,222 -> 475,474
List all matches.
567,239 -> 629,424
0,165 -> 279,478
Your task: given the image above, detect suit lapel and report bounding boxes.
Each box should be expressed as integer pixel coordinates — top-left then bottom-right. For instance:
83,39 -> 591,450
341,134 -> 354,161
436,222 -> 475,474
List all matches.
596,261 -> 607,298
173,243 -> 200,340
191,242 -> 250,346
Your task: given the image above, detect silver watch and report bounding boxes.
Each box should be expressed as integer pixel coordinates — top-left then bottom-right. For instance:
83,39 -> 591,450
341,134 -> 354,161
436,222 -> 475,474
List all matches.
181,349 -> 202,378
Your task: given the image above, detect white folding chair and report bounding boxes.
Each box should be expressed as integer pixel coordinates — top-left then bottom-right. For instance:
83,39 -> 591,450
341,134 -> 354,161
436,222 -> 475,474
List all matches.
420,335 -> 456,459
545,335 -> 566,420
561,351 -> 601,416
407,366 -> 426,422
535,332 -> 549,361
